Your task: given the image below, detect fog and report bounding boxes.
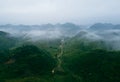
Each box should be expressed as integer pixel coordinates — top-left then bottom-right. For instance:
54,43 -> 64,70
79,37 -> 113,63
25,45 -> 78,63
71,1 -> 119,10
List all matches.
1,23 -> 120,50
78,25 -> 120,50
0,26 -> 62,40
0,23 -> 82,40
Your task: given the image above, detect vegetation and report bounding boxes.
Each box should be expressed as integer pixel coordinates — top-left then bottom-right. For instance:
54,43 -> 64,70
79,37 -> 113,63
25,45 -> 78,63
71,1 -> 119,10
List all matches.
0,31 -> 120,82
0,45 -> 56,81
63,49 -> 120,82
0,31 -> 17,50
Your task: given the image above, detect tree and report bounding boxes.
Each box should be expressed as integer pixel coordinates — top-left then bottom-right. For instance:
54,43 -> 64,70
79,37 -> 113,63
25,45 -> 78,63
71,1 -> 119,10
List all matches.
64,49 -> 120,82
3,45 -> 56,78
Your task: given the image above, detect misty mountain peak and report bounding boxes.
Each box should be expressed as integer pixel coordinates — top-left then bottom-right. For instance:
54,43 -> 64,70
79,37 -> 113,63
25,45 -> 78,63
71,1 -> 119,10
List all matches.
60,23 -> 79,28
89,23 -> 114,30
0,31 -> 9,36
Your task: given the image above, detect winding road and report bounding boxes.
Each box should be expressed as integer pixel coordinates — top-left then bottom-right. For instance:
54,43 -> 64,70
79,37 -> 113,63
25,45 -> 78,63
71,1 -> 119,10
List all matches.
52,39 -> 64,74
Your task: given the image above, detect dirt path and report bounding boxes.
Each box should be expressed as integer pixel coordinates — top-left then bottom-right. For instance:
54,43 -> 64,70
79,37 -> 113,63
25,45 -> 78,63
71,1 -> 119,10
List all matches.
52,39 -> 64,74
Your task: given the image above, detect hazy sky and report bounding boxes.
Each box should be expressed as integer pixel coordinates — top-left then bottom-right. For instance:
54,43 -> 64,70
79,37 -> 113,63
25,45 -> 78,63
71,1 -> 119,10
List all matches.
0,0 -> 120,25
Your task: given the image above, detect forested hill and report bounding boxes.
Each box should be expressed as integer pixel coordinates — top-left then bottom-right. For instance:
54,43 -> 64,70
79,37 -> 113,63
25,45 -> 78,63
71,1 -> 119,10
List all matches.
0,23 -> 120,82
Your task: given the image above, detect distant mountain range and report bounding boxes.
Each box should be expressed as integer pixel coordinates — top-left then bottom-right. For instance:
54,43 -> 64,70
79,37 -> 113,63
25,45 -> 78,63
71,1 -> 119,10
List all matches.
0,23 -> 82,31
1,22 -> 120,40
89,23 -> 120,31
1,23 -> 120,31
1,22 -> 120,50
0,23 -> 82,38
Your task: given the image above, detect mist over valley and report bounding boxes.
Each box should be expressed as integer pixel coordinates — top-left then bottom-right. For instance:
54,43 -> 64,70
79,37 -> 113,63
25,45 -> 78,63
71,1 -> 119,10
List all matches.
0,0 -> 120,82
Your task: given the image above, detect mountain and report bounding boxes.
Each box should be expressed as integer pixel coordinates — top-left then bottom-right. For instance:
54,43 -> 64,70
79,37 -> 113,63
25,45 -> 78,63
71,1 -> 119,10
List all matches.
89,23 -> 120,31
72,23 -> 120,50
0,23 -> 82,39
0,31 -> 9,36
89,23 -> 114,31
56,23 -> 82,36
0,31 -> 17,50
114,24 -> 120,29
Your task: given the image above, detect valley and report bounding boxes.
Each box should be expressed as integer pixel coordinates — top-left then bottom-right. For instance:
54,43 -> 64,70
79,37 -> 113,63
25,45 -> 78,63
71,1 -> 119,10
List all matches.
0,23 -> 120,82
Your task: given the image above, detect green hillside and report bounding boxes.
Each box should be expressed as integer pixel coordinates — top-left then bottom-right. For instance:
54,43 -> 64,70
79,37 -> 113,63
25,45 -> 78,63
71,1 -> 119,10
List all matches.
0,31 -> 120,82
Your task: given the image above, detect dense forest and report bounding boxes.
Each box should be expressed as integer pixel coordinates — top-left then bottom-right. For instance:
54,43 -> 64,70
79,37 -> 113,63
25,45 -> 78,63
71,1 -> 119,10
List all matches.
0,23 -> 120,82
